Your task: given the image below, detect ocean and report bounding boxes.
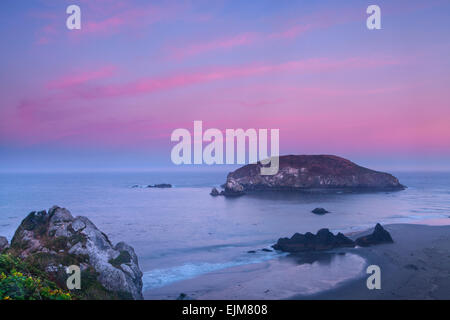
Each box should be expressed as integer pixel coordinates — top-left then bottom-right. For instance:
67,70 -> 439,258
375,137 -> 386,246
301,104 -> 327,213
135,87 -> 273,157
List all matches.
1,170 -> 449,298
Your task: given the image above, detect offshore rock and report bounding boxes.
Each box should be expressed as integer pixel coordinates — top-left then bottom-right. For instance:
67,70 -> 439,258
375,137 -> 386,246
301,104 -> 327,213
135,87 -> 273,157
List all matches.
224,155 -> 405,194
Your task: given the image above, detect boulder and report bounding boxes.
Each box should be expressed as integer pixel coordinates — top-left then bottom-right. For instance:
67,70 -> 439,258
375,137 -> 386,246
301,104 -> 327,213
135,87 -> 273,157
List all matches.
224,155 -> 405,194
355,223 -> 393,247
272,228 -> 355,253
9,206 -> 143,300
0,236 -> 9,253
312,208 -> 329,215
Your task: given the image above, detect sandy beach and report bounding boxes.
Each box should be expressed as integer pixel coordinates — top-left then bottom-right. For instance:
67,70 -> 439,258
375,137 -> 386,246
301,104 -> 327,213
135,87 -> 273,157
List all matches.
298,224 -> 450,300
143,224 -> 450,300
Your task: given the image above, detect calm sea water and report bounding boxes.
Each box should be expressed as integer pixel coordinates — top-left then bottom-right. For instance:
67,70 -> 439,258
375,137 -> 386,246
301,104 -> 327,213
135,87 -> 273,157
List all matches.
1,171 -> 449,297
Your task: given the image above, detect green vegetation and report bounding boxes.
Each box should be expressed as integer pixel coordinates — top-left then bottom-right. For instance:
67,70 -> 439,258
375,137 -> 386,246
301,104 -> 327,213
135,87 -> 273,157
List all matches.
0,254 -> 71,300
0,253 -> 133,300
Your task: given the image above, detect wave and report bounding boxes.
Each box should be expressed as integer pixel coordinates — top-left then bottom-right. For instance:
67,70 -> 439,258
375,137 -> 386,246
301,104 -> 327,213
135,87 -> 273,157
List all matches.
142,250 -> 283,290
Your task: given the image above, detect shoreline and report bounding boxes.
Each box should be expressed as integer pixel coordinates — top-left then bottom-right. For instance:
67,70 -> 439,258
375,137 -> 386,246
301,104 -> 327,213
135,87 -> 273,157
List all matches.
293,224 -> 450,300
142,223 -> 450,300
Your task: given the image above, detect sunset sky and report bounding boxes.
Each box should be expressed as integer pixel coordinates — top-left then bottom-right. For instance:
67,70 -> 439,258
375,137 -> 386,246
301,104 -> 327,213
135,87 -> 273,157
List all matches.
1,0 -> 450,171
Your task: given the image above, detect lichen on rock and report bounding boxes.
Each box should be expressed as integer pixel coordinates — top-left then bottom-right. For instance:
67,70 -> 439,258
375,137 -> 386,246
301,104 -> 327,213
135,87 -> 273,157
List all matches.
8,206 -> 143,300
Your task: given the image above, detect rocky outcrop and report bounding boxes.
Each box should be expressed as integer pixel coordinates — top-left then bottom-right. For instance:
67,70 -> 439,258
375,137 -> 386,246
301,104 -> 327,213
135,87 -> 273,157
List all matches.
210,187 -> 220,196
0,236 -> 8,253
209,186 -> 244,197
272,229 -> 355,253
224,155 -> 405,194
222,179 -> 246,197
272,223 -> 394,253
9,206 -> 143,300
148,184 -> 172,188
312,208 -> 329,215
355,223 -> 394,247
131,184 -> 172,188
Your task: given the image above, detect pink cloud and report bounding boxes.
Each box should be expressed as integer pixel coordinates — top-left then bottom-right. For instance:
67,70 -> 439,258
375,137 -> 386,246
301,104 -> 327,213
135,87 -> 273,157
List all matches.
171,32 -> 259,60
31,1 -> 185,44
268,24 -> 312,39
81,4 -> 166,35
168,23 -> 315,60
46,66 -> 117,90
74,56 -> 400,99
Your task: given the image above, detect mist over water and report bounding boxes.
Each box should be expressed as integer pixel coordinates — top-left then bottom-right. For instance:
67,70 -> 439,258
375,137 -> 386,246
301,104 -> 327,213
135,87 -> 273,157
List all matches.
1,171 -> 449,296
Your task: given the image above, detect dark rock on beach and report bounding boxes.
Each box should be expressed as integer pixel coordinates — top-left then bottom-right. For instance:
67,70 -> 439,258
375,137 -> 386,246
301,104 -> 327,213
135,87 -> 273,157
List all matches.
355,223 -> 394,247
0,236 -> 9,253
210,186 -> 244,197
8,206 -> 143,299
224,155 -> 405,194
273,223 -> 394,253
272,228 -> 355,253
312,208 -> 329,215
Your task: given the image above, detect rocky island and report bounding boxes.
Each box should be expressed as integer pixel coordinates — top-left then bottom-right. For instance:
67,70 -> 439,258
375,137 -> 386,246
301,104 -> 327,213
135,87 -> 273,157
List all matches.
218,155 -> 405,196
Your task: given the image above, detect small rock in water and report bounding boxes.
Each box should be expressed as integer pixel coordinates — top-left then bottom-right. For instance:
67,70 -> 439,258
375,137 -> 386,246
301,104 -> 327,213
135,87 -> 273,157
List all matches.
247,250 -> 256,254
210,187 -> 220,196
312,208 -> 329,215
147,184 -> 172,188
261,248 -> 272,252
177,293 -> 195,300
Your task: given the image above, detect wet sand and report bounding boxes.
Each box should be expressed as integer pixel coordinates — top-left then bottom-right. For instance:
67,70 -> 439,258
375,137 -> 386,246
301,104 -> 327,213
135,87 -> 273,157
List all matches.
144,252 -> 366,300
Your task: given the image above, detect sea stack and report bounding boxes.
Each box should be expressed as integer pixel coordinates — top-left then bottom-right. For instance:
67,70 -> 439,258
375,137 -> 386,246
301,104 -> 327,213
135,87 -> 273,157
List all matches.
223,155 -> 405,195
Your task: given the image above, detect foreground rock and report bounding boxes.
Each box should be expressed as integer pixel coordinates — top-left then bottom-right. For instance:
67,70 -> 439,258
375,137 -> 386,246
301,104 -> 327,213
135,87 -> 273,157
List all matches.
0,236 -> 8,253
224,155 -> 405,194
272,229 -> 355,252
312,208 -> 329,215
9,206 -> 143,299
355,223 -> 394,247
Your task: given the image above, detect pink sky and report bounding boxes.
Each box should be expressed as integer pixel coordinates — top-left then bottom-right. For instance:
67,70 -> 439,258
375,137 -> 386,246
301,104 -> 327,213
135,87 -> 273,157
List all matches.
1,0 -> 450,171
